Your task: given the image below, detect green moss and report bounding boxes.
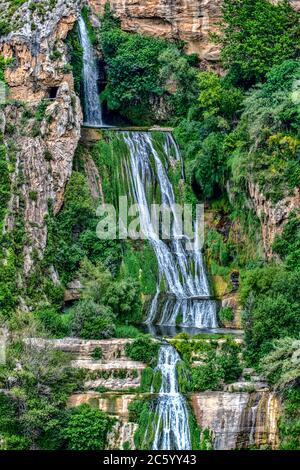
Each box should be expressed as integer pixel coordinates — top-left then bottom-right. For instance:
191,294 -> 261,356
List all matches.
66,23 -> 83,96
140,368 -> 154,393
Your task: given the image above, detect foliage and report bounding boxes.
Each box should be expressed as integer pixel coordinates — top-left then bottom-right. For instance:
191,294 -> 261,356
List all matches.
66,23 -> 83,95
240,266 -> 300,364
279,388 -> 300,450
259,337 -> 300,391
69,299 -> 116,339
229,60 -> 300,203
100,15 -> 169,124
45,170 -> 122,286
125,335 -> 160,366
64,404 -> 114,450
0,338 -> 84,449
114,324 -> 141,338
216,0 -> 300,86
219,306 -> 234,323
35,307 -> 69,338
273,212 -> 300,271
78,258 -> 142,324
99,6 -> 202,124
91,346 -> 103,360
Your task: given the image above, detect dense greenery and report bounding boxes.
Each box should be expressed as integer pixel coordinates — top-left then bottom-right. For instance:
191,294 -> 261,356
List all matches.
125,335 -> 160,366
240,266 -> 300,364
171,334 -> 242,391
66,24 -> 83,96
216,0 -> 300,87
98,5 -> 200,124
64,404 -> 114,450
1,0 -> 300,451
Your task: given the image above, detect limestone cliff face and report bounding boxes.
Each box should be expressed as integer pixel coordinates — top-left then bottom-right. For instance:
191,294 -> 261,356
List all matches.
0,0 -> 80,101
89,0 -> 222,65
0,1 -> 82,275
191,391 -> 281,450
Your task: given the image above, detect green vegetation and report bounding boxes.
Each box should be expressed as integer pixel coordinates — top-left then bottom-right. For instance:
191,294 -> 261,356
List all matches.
99,5 -> 200,124
69,299 -> 116,339
170,334 -> 242,391
64,404 -> 114,450
216,0 -> 300,87
125,335 -> 160,366
219,306 -> 234,323
240,266 -> 300,364
91,346 -> 103,360
0,317 -> 85,449
66,23 -> 83,95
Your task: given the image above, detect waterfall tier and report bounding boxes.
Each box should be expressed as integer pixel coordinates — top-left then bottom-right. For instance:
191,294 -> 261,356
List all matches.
121,131 -> 217,329
151,344 -> 192,450
78,16 -> 103,126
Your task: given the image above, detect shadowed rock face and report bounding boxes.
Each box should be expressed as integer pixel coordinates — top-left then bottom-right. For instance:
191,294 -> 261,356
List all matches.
88,0 -> 222,65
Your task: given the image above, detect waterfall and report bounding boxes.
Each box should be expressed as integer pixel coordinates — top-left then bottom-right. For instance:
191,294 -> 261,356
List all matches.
78,16 -> 103,126
152,344 -> 191,450
122,131 -> 217,329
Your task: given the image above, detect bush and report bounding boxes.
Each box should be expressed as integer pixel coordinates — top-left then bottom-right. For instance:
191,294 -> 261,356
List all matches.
69,300 -> 116,339
240,266 -> 300,364
64,404 -> 114,450
91,347 -> 103,360
191,338 -> 242,391
114,324 -> 141,338
219,306 -> 234,323
125,335 -> 160,366
35,307 -> 69,338
104,279 -> 142,324
273,212 -> 300,271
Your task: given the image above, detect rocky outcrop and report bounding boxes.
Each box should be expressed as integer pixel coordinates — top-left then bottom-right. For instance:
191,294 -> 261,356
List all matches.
0,0 -> 81,101
3,83 -> 82,275
191,391 -> 281,450
248,183 -> 300,259
88,0 -> 222,65
1,1 -> 82,275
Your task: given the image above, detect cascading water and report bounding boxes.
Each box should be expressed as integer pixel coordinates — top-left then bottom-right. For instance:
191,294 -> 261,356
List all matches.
152,344 -> 191,450
122,131 -> 217,329
78,16 -> 103,126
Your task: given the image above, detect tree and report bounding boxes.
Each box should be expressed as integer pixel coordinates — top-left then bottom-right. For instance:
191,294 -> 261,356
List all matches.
216,0 -> 300,86
65,404 -> 114,450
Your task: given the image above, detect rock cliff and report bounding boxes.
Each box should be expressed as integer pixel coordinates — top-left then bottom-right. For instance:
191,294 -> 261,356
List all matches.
0,1 -> 82,275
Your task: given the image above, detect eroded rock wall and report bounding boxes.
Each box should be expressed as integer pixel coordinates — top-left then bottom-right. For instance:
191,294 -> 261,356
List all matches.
191,391 -> 281,450
0,1 -> 82,276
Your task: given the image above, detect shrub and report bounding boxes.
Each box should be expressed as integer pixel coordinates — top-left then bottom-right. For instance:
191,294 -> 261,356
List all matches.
64,404 -> 114,450
35,307 -> 69,338
114,324 -> 141,338
240,266 -> 300,364
91,347 -> 103,360
125,335 -> 160,366
69,299 -> 116,339
219,306 -> 234,323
